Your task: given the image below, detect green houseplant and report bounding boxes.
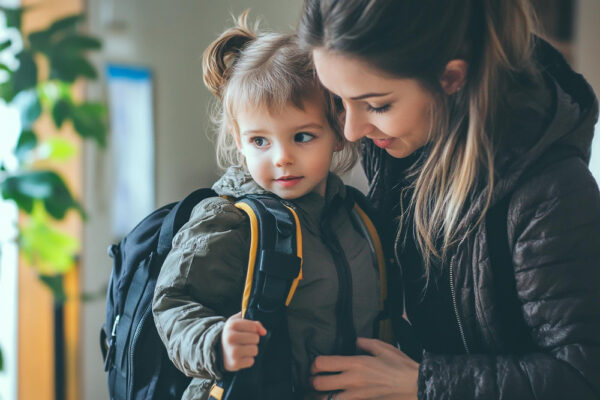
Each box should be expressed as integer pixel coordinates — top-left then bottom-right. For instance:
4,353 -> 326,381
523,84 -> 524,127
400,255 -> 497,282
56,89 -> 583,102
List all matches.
0,7 -> 106,400
0,7 -> 106,299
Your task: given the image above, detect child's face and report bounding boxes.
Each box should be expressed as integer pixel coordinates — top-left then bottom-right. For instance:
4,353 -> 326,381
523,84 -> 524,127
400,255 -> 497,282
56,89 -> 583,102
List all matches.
235,96 -> 340,199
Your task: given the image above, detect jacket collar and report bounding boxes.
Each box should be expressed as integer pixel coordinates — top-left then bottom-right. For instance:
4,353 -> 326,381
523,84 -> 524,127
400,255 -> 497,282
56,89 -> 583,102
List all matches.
212,166 -> 348,235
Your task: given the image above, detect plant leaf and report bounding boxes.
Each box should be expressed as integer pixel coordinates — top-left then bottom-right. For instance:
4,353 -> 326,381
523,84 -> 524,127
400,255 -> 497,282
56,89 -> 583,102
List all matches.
0,170 -> 82,219
47,14 -> 83,35
52,98 -> 72,128
15,129 -> 37,163
56,34 -> 102,51
11,88 -> 41,130
0,6 -> 24,30
49,53 -> 97,82
19,203 -> 78,288
28,30 -> 52,54
0,346 -> 3,371
71,102 -> 107,147
0,39 -> 11,51
13,51 -> 38,94
38,137 -> 76,162
38,275 -> 67,303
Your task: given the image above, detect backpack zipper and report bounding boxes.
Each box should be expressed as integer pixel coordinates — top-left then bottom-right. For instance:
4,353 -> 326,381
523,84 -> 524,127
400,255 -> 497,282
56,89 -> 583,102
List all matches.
128,303 -> 152,399
449,257 -> 470,354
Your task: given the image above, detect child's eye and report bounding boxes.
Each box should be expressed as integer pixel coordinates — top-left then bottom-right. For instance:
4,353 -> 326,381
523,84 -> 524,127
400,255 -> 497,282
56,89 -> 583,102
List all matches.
294,132 -> 315,143
366,103 -> 391,114
251,137 -> 268,147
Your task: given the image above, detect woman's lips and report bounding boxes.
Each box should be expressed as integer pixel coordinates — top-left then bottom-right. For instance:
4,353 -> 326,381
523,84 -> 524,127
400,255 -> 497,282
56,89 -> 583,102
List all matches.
371,138 -> 394,149
275,176 -> 303,187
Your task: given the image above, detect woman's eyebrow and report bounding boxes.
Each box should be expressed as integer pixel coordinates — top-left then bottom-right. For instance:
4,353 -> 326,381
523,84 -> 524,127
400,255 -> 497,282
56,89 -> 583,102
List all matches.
350,92 -> 391,100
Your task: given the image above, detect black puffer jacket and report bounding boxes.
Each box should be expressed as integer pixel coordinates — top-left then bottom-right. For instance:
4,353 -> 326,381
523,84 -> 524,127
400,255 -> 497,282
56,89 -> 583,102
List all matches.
362,40 -> 600,399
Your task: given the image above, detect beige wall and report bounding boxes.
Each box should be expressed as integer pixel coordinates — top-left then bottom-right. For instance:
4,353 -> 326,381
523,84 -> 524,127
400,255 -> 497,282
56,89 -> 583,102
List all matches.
81,2 -> 303,399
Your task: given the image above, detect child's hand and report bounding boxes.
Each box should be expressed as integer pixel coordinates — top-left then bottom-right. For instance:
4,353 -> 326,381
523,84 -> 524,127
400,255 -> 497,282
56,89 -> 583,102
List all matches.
221,312 -> 267,372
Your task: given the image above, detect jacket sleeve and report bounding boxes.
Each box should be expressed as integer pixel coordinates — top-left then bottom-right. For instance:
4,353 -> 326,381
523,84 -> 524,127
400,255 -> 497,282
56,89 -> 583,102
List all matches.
418,157 -> 600,399
152,197 -> 249,380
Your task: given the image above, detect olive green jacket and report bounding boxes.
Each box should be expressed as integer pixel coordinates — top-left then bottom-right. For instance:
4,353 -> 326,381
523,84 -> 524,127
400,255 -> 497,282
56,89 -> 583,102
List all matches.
152,166 -> 380,399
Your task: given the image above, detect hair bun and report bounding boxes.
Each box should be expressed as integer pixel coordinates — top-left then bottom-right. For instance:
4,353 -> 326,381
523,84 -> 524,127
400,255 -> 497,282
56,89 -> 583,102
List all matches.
202,10 -> 257,99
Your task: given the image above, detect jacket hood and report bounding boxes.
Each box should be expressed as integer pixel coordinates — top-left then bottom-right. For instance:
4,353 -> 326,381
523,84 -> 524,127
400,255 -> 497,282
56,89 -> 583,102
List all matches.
458,38 -> 599,234
211,165 -> 347,217
211,165 -> 267,197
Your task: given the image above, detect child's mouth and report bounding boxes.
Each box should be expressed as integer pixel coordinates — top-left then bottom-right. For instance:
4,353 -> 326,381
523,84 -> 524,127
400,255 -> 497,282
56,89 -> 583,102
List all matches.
275,176 -> 303,187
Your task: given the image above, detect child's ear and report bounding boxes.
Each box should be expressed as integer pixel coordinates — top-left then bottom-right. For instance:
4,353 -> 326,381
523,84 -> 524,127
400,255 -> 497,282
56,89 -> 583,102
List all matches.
440,59 -> 468,95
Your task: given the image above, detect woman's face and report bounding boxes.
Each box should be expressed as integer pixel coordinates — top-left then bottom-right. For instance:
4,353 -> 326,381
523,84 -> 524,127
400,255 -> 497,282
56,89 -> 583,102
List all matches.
313,49 -> 434,158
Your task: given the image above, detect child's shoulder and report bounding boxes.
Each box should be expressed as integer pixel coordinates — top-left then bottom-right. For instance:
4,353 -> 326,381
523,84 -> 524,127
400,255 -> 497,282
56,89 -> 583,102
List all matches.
172,196 -> 248,249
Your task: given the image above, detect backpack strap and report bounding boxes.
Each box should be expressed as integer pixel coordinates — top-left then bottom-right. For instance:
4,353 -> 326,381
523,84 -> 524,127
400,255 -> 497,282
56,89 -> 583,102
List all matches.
486,145 -> 583,351
210,194 -> 302,400
235,197 -> 303,315
157,188 -> 218,255
344,185 -> 395,344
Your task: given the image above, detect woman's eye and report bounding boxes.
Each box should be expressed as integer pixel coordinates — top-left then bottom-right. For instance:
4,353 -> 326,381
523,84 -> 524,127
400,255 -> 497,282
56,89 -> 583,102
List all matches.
251,137 -> 268,147
366,104 -> 391,114
294,132 -> 315,143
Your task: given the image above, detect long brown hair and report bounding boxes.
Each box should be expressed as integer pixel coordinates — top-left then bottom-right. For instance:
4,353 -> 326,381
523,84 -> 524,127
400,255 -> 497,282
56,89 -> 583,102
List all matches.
299,0 -> 540,274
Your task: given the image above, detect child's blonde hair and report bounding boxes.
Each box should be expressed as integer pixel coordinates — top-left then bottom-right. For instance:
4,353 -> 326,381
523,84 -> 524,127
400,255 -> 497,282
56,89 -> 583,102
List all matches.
202,11 -> 357,173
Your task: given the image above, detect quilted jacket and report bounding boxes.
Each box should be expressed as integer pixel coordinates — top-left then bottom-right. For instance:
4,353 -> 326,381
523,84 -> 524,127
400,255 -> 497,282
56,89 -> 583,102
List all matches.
362,39 -> 600,399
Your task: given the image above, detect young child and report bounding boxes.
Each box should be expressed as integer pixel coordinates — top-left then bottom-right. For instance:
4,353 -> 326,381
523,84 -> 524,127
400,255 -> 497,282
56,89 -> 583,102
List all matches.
152,12 -> 381,400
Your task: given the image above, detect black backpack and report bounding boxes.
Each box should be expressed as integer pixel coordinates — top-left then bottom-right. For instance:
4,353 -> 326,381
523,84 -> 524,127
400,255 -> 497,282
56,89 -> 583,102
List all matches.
101,188 -> 216,400
101,187 -> 391,400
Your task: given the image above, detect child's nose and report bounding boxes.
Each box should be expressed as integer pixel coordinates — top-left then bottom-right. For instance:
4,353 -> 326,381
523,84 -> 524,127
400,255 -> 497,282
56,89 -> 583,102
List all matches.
274,144 -> 294,167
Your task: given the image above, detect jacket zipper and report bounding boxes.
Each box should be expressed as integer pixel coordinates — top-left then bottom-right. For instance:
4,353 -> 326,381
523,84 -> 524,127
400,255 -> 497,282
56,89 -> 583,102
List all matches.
320,219 -> 356,355
449,257 -> 470,354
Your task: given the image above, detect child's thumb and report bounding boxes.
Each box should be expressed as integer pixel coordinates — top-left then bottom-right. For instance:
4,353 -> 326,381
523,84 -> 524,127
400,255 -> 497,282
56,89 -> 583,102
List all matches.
255,321 -> 267,336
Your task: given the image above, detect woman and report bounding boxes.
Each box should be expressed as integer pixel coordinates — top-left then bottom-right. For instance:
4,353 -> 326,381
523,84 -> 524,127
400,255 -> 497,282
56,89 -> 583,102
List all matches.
298,0 -> 600,399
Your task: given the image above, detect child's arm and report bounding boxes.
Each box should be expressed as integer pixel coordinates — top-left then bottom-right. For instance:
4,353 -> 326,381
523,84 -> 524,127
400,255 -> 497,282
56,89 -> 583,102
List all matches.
221,312 -> 267,371
152,198 -> 250,380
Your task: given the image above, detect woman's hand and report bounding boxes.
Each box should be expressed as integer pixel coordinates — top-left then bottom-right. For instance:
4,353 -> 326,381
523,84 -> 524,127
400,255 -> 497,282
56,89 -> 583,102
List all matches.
310,338 -> 419,400
220,312 -> 267,372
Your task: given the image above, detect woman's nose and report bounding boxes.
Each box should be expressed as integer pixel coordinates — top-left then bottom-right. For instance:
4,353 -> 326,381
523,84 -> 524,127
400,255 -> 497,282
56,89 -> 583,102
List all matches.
343,107 -> 372,142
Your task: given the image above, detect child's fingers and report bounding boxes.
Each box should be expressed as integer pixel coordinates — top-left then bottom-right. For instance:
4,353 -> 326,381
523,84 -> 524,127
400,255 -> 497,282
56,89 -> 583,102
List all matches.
229,356 -> 256,371
231,343 -> 259,359
225,331 -> 262,345
228,317 -> 267,336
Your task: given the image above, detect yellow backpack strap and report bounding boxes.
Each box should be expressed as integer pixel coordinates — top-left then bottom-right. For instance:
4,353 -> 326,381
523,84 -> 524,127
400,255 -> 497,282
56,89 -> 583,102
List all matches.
208,383 -> 224,400
234,199 -> 303,318
352,203 -> 395,345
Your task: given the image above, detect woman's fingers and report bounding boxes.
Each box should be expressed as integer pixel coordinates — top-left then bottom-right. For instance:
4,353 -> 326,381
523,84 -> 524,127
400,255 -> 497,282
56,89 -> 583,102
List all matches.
311,355 -> 358,374
356,337 -> 396,357
309,339 -> 420,399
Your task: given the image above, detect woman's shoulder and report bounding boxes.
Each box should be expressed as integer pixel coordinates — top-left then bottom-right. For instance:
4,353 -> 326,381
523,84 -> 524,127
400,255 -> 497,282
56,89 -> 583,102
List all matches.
508,150 -> 600,233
